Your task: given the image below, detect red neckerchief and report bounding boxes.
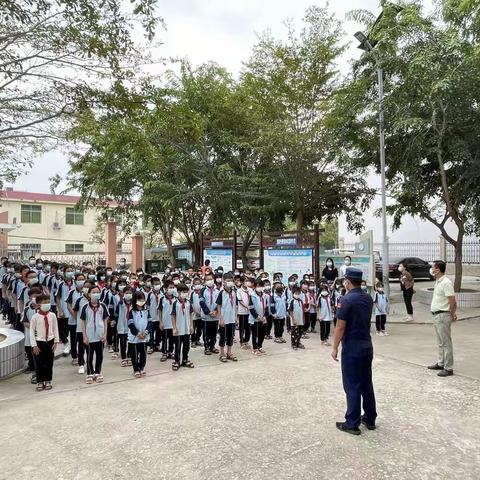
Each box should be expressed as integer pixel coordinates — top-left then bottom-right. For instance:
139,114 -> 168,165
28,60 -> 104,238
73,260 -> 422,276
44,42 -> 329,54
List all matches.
259,293 -> 265,312
302,292 -> 309,308
208,286 -> 214,305
179,298 -> 186,314
39,311 -> 49,339
89,302 -> 99,330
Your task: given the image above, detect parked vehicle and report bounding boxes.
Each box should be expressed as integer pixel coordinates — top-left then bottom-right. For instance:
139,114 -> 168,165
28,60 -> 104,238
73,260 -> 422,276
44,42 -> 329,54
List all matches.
375,256 -> 434,282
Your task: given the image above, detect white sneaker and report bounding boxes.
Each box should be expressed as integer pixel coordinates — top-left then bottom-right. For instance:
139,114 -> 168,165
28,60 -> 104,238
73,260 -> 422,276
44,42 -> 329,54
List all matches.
376,331 -> 383,336
78,365 -> 85,374
63,344 -> 71,355
383,331 -> 389,336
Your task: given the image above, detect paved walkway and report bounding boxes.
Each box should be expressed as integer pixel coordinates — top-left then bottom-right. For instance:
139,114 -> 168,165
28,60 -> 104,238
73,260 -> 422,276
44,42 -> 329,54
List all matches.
1,319 -> 479,480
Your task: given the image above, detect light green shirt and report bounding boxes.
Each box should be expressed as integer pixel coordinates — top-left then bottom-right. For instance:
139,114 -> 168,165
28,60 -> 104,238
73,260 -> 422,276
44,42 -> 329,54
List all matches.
431,275 -> 455,312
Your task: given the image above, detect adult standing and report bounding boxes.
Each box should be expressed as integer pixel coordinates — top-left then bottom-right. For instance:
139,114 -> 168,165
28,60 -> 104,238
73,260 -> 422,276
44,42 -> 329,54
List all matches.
427,260 -> 457,377
339,255 -> 352,278
331,268 -> 377,435
322,257 -> 338,286
399,262 -> 415,322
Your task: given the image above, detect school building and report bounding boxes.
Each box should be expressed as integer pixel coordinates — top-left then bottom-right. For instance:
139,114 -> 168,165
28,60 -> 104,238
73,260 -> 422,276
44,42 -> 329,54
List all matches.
0,188 -> 133,262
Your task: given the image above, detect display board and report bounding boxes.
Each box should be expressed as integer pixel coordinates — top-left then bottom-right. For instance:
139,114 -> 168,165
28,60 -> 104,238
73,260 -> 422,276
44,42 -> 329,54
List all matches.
264,249 -> 313,279
319,254 -> 374,285
203,248 -> 233,270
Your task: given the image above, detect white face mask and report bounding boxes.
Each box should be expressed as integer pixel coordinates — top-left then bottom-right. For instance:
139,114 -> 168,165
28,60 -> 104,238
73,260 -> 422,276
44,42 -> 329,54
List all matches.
173,279 -> 180,285
118,285 -> 126,292
137,300 -> 146,307
289,281 -> 295,287
361,285 -> 368,291
82,287 -> 89,295
327,262 -> 333,267
293,294 -> 300,300
91,292 -> 101,302
193,284 -> 202,291
28,278 -> 39,286
308,286 -> 316,291
76,280 -> 85,289
429,267 -> 434,277
398,265 -> 405,272
180,292 -> 189,300
124,293 -> 133,301
321,291 -> 329,297
40,303 -> 51,312
377,288 -> 384,293
206,280 -> 214,287
225,281 -> 234,288
344,260 -> 351,266
153,284 -> 162,292
256,287 -> 264,294
167,288 -> 176,296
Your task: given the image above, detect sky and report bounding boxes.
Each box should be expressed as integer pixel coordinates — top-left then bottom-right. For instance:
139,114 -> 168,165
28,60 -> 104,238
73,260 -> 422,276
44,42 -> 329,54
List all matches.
11,0 -> 386,194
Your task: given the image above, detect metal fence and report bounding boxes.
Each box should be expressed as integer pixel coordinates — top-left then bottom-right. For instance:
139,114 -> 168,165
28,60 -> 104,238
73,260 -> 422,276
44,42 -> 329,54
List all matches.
344,241 -> 480,264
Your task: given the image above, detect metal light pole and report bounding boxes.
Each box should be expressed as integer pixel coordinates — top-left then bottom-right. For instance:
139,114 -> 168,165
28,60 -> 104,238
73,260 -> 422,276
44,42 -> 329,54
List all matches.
354,31 -> 390,297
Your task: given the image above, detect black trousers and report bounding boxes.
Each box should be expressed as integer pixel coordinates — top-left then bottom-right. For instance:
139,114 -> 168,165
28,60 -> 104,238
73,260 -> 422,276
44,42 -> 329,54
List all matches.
25,345 -> 35,371
14,312 -> 24,332
273,317 -> 285,338
303,312 -> 310,332
148,321 -> 161,348
161,328 -> 174,354
219,323 -> 235,347
57,316 -> 68,344
320,320 -> 331,341
286,316 -> 291,332
35,340 -> 54,383
376,315 -> 387,332
86,341 -> 103,375
309,312 -> 318,331
128,342 -> 147,372
265,314 -> 273,336
342,351 -> 377,429
251,321 -> 265,350
106,321 -> 115,346
204,321 -> 218,351
174,335 -> 190,364
291,325 -> 302,347
76,332 -> 85,366
191,318 -> 204,343
403,288 -> 414,315
238,314 -> 250,343
118,333 -> 128,359
68,324 -> 77,359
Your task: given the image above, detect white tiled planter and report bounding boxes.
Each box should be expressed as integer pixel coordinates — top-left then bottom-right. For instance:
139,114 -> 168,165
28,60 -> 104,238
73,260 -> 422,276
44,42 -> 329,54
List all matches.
419,288 -> 480,308
0,328 -> 25,378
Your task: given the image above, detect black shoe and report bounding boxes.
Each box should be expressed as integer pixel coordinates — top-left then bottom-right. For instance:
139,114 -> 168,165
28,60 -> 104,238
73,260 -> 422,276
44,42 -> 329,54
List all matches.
336,422 -> 361,436
438,369 -> 453,377
361,417 -> 376,430
427,363 -> 444,370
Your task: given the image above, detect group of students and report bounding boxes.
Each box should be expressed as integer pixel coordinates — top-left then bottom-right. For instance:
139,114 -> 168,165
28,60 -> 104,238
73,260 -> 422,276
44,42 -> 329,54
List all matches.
0,255 -> 389,391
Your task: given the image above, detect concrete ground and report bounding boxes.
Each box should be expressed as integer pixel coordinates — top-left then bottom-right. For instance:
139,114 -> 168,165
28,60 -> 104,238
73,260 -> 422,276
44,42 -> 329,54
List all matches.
1,319 -> 479,480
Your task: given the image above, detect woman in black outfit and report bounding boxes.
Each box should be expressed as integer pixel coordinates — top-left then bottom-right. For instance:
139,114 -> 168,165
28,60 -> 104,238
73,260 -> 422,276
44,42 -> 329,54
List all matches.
322,257 -> 338,287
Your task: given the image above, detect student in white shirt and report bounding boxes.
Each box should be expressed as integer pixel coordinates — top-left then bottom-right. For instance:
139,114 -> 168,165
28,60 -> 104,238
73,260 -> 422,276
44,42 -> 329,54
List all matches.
288,287 -> 305,350
171,284 -> 194,370
22,286 -> 43,383
30,294 -> 59,391
237,276 -> 252,349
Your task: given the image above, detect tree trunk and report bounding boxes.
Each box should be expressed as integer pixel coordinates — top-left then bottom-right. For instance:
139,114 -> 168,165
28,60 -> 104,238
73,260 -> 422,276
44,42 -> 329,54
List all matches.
453,230 -> 464,292
241,245 -> 249,270
296,207 -> 304,231
192,237 -> 202,269
166,238 -> 176,268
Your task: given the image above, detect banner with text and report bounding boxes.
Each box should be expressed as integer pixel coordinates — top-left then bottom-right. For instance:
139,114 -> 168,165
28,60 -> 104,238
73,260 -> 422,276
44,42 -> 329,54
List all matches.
203,248 -> 233,270
264,249 -> 313,279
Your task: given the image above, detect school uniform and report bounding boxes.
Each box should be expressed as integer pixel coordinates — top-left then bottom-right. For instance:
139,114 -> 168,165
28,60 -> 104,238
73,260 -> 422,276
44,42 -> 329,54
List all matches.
146,290 -> 162,350
264,290 -> 274,338
300,291 -> 311,333
317,294 -> 333,341
307,290 -> 318,331
288,297 -> 304,348
190,289 -> 204,345
115,297 -> 132,360
80,302 -> 109,376
65,287 -> 83,360
127,308 -> 150,372
22,302 -> 37,372
30,310 -> 59,383
199,286 -> 221,353
236,287 -> 251,344
374,292 -> 389,332
248,292 -> 268,350
73,295 -> 89,366
272,291 -> 287,339
172,298 -> 193,365
159,295 -> 175,356
216,288 -> 238,348
14,278 -> 26,331
285,287 -> 295,332
101,288 -> 116,349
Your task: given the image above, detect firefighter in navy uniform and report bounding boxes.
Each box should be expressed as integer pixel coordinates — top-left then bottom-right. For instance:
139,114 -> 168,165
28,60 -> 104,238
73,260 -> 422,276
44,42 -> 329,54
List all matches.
331,267 -> 377,435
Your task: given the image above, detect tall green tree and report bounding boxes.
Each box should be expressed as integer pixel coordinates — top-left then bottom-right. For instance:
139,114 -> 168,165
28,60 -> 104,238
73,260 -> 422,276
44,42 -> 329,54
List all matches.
337,1 -> 480,291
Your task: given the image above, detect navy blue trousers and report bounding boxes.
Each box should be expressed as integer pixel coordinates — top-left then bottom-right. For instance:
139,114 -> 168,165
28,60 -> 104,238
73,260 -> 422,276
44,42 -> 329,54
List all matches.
341,351 -> 377,428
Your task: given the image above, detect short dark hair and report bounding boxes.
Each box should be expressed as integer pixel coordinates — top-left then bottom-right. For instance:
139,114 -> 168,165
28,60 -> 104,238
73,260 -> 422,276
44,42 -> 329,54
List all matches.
433,260 -> 446,273
36,294 -> 50,304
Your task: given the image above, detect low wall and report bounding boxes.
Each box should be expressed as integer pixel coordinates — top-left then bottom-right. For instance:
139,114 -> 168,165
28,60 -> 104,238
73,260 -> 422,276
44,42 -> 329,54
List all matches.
446,264 -> 480,277
418,288 -> 480,308
0,328 -> 25,378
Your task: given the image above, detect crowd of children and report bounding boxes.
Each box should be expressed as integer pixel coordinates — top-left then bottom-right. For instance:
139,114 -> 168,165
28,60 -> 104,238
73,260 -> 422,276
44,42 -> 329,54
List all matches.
0,256 -> 389,391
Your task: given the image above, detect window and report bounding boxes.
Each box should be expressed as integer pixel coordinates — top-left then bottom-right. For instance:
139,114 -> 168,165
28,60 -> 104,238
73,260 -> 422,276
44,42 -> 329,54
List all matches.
65,244 -> 84,253
65,207 -> 84,225
21,204 -> 41,223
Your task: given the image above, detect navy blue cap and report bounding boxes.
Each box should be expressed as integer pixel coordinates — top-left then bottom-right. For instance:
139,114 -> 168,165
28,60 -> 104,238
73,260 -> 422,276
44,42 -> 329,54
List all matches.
345,267 -> 363,282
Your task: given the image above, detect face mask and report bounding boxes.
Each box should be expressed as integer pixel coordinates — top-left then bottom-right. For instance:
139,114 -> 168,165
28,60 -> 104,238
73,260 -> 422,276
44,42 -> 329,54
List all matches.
118,285 -> 126,292
82,287 -> 89,295
145,281 -> 151,287
15,273 -> 21,278
106,270 -> 113,276
180,292 -> 189,300
28,278 -> 39,286
225,281 -> 234,288
36,263 -> 43,269
111,282 -> 117,289
124,293 -> 133,301
40,303 -> 51,313
206,280 -> 214,287
91,293 -> 101,302
288,281 -> 295,287
76,280 -> 85,289
344,260 -> 351,266
377,288 -> 384,293
173,279 -> 180,285
167,288 -> 176,296
153,284 -> 162,292
308,286 -> 316,291
327,262 -> 333,267
321,291 -> 329,297
234,271 -> 240,276
29,260 -> 36,266
361,286 -> 367,291
264,285 -> 271,291
429,267 -> 434,277
215,278 -> 222,284
217,270 -> 224,275
165,269 -> 171,274
88,274 -> 96,281
293,294 -> 300,300
120,262 -> 126,267
45,265 -> 51,272
137,300 -> 146,307
256,287 -> 264,294
100,276 -> 106,282
65,272 -> 74,280
398,265 -> 405,272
